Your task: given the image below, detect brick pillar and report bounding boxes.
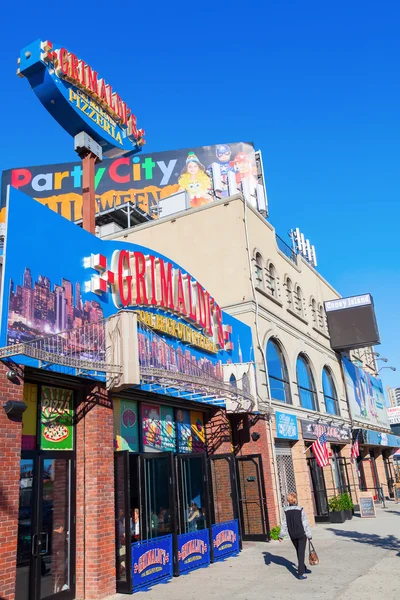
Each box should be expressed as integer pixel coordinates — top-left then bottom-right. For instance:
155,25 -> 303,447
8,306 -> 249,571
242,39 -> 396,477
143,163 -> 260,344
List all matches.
206,408 -> 233,455
76,386 -> 115,599
374,450 -> 388,497
360,448 -> 377,495
0,365 -> 24,600
322,443 -> 336,498
340,444 -> 360,506
291,429 -> 315,527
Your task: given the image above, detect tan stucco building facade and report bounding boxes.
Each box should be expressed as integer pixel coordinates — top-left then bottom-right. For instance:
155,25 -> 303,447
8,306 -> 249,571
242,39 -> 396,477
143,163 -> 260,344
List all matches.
107,194 -> 395,526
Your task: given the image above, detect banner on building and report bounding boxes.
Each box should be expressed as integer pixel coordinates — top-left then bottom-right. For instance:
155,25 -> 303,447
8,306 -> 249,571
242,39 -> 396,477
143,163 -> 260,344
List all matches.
22,383 -> 38,450
177,409 -> 192,453
131,535 -> 173,591
191,411 -> 205,452
342,357 -> 390,429
300,419 -> 351,443
114,399 -> 139,452
212,519 -> 240,562
177,529 -> 210,574
1,142 -> 262,225
275,411 -> 298,440
361,429 -> 400,448
40,386 -> 74,450
142,404 -> 161,451
387,407 -> 400,425
0,189 -> 254,408
160,406 -> 176,451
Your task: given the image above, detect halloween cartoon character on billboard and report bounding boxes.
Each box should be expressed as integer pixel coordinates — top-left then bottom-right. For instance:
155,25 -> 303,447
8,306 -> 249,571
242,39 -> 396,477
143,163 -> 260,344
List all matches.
178,152 -> 213,207
206,144 -> 235,197
234,151 -> 258,190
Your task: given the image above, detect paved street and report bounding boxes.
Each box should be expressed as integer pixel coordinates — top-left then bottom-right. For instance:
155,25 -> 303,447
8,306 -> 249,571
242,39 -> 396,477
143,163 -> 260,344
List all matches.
111,502 -> 400,600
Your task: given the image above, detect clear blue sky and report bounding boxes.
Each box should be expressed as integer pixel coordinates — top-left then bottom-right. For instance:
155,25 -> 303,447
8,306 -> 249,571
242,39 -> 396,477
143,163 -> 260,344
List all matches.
1,1 -> 400,389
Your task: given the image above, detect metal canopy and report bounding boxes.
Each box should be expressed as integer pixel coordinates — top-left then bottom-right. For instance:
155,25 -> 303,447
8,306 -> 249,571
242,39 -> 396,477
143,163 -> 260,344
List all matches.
0,316 -> 256,411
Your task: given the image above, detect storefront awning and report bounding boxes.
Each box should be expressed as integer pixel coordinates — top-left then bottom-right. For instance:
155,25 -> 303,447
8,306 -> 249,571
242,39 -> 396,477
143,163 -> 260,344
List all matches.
357,428 -> 400,448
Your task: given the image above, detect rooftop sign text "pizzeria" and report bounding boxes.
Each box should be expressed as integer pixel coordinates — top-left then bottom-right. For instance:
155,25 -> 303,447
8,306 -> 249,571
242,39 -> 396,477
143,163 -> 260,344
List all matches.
17,39 -> 144,158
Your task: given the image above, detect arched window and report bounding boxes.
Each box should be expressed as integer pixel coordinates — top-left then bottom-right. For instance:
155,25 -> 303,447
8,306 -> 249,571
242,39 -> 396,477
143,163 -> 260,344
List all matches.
242,372 -> 250,394
322,367 -> 339,415
267,339 -> 292,404
294,286 -> 304,317
229,373 -> 237,388
310,298 -> 317,325
266,263 -> 277,297
296,354 -> 318,410
285,277 -> 293,308
254,253 -> 264,289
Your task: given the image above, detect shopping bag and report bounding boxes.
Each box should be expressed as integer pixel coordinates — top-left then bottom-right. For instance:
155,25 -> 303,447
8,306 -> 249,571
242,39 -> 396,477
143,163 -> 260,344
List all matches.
309,540 -> 319,566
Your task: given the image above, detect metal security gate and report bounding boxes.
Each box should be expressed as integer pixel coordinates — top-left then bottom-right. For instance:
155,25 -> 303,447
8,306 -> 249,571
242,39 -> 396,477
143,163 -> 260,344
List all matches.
383,455 -> 395,498
275,441 -> 297,506
236,455 -> 269,541
307,456 -> 329,522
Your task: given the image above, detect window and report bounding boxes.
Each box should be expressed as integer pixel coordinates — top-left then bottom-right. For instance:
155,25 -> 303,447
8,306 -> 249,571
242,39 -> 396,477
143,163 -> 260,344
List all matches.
294,286 -> 304,317
318,304 -> 325,330
267,339 -> 292,404
296,354 -> 318,410
229,374 -> 237,388
242,372 -> 250,395
310,298 -> 317,325
254,253 -> 264,289
266,263 -> 277,297
285,277 -> 293,308
322,368 -> 339,415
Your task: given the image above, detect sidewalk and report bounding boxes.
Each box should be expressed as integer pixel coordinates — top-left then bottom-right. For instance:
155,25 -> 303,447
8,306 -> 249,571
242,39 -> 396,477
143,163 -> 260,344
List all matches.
111,502 -> 400,600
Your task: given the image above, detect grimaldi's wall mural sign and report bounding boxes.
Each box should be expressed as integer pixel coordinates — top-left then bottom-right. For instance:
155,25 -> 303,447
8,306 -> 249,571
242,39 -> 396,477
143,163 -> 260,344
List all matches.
1,189 -> 253,395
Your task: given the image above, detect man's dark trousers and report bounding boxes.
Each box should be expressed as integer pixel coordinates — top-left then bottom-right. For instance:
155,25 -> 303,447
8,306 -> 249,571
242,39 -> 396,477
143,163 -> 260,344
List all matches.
291,536 -> 307,576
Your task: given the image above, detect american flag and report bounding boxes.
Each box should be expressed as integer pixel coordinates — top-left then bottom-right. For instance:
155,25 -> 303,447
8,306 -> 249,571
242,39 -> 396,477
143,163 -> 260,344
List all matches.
351,431 -> 360,460
312,432 -> 329,467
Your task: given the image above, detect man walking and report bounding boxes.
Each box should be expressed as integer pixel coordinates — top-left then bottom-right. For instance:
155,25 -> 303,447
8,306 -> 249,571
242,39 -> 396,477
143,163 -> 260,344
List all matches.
279,493 -> 312,580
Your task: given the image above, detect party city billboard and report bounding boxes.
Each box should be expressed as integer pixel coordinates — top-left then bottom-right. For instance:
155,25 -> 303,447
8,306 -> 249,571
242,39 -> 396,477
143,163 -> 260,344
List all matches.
342,357 -> 390,429
0,188 -> 253,396
0,142 -> 257,224
17,39 -> 145,158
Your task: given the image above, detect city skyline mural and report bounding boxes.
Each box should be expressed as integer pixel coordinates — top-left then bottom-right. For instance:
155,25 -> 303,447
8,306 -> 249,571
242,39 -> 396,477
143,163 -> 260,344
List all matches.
7,266 -> 104,345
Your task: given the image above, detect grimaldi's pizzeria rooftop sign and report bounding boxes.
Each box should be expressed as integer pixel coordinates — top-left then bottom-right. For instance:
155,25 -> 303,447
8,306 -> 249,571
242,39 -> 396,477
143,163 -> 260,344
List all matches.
17,39 -> 144,158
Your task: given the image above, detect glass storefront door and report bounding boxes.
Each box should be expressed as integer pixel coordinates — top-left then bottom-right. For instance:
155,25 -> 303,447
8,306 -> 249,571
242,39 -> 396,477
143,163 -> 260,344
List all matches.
142,453 -> 176,539
16,455 -> 75,600
176,454 -> 209,534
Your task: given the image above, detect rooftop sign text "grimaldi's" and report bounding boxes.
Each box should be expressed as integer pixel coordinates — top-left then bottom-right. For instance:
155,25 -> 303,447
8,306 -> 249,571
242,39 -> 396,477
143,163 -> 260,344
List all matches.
17,39 -> 145,158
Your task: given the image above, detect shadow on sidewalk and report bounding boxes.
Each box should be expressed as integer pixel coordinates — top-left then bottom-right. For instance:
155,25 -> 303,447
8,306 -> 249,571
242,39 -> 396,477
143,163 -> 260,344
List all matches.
327,529 -> 400,555
384,510 -> 400,517
263,552 -> 298,577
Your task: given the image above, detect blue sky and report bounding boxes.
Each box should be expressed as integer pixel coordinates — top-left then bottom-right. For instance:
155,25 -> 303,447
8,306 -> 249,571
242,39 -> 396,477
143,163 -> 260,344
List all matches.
1,1 -> 399,389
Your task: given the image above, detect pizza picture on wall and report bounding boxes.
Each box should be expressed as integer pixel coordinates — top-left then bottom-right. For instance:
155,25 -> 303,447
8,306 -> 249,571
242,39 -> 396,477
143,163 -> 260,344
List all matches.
43,423 -> 70,443
40,386 -> 74,450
